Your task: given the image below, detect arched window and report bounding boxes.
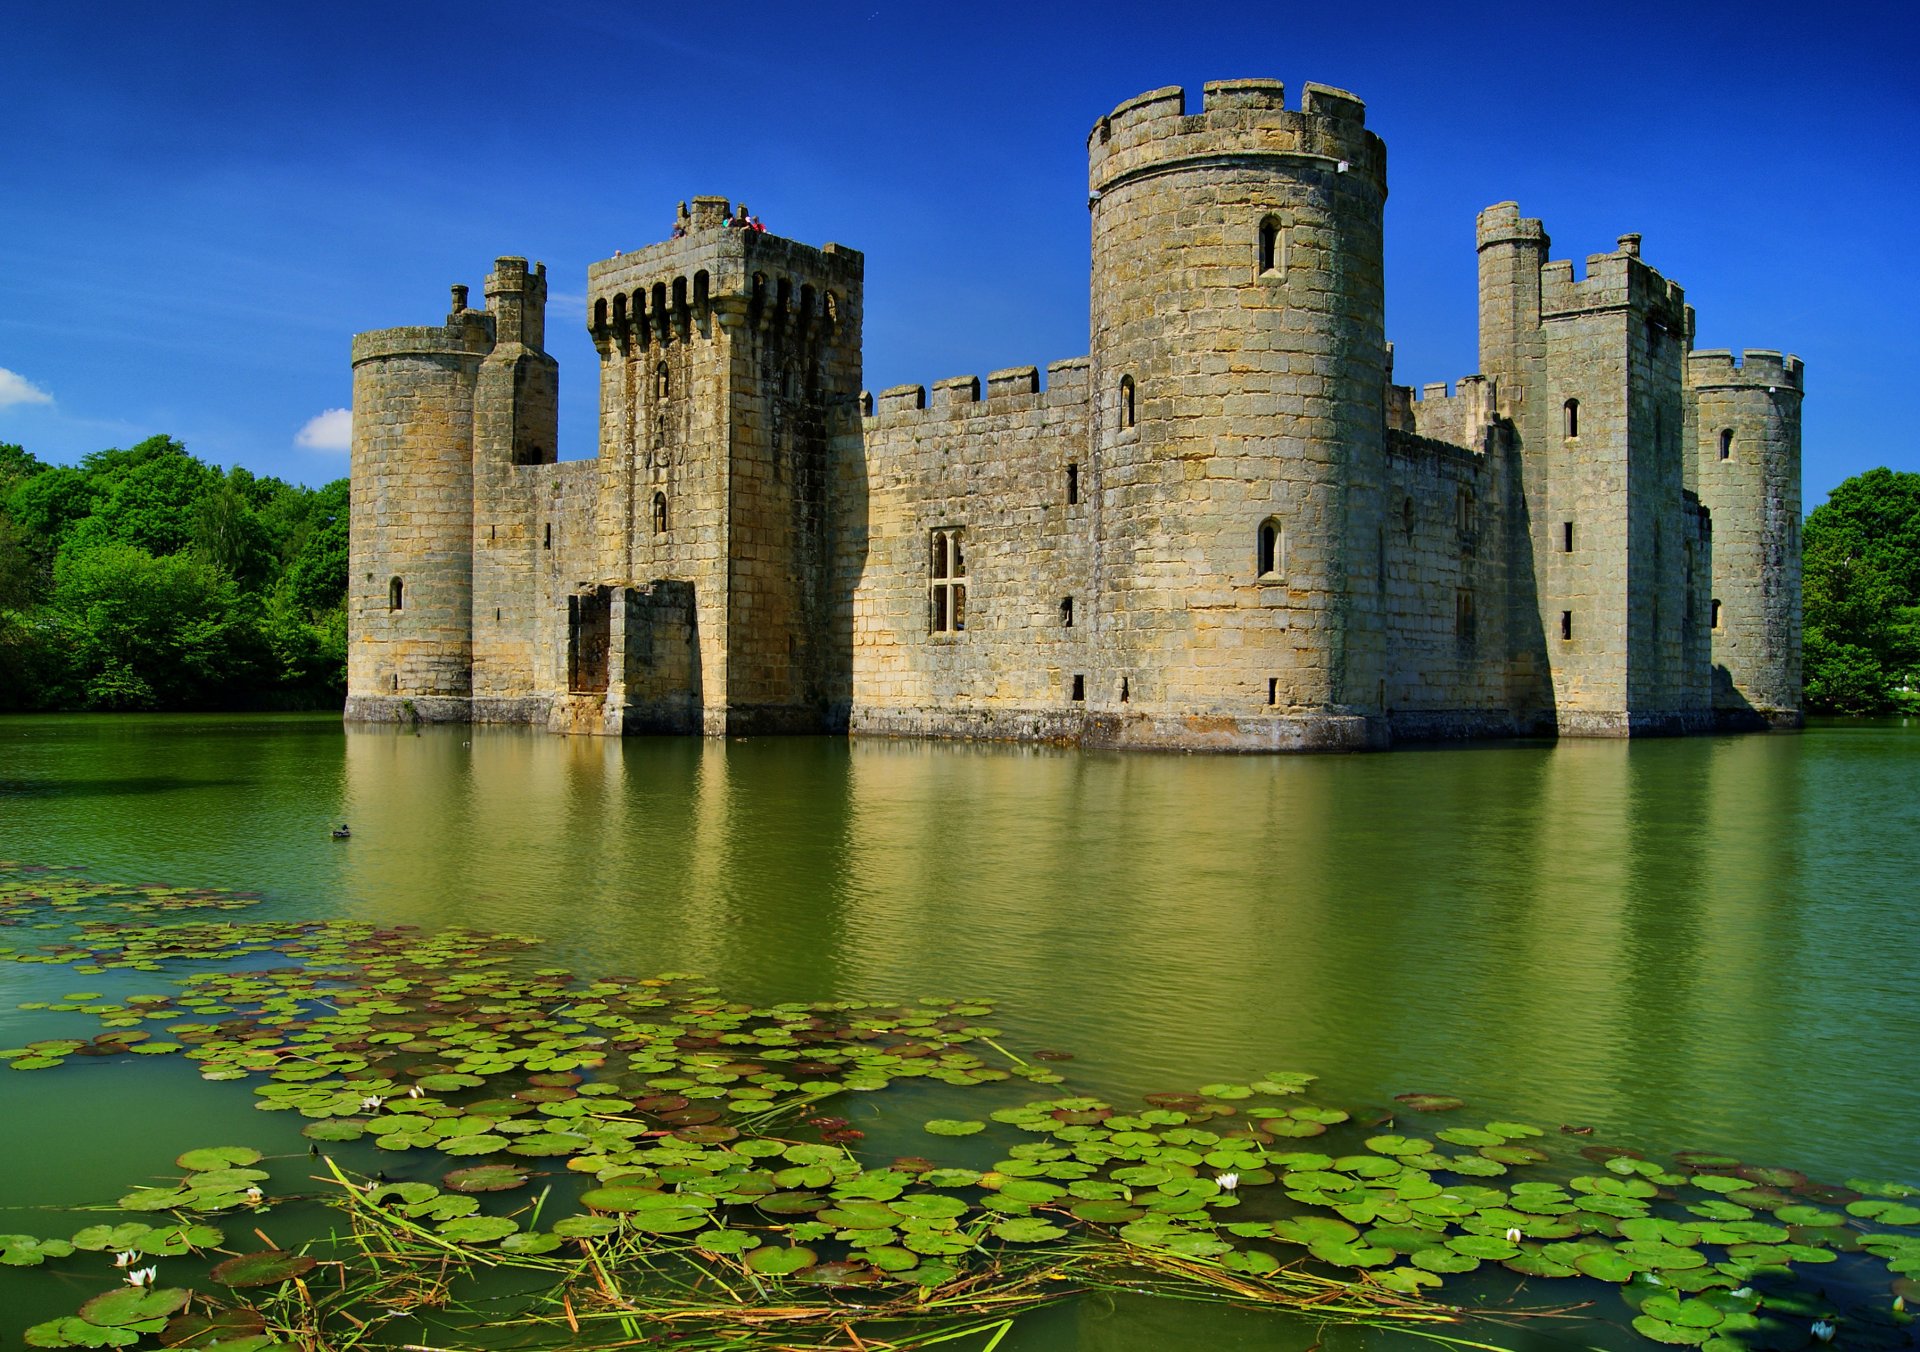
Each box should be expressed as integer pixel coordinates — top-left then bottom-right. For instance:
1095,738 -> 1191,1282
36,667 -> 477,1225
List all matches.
656,362 -> 670,399
1718,428 -> 1734,460
652,492 -> 668,534
1564,398 -> 1580,439
593,297 -> 608,332
1119,375 -> 1136,430
1456,486 -> 1476,533
1257,518 -> 1282,577
388,577 -> 403,612
1711,598 -> 1723,630
1257,216 -> 1283,276
1066,462 -> 1079,506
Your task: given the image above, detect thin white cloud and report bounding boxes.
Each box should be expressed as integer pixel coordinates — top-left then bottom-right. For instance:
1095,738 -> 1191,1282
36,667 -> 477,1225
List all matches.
0,367 -> 53,409
296,407 -> 351,452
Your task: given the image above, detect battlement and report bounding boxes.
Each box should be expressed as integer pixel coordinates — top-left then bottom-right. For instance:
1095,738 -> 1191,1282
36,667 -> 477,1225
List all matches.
1476,202 -> 1549,252
862,358 -> 1090,427
350,309 -> 495,366
1401,374 -> 1498,452
1087,79 -> 1384,198
586,214 -> 863,350
1539,243 -> 1685,323
1686,349 -> 1805,392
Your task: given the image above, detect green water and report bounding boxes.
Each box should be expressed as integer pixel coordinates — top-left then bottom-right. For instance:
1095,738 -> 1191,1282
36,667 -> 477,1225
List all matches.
2,715 -> 1917,1347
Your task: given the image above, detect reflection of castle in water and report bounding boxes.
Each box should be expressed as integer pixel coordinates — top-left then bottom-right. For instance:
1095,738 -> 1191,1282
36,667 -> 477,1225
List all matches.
344,79 -> 1802,753
338,727 -> 1803,1143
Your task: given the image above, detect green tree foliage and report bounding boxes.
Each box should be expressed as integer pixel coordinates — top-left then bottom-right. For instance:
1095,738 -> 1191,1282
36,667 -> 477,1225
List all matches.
1803,467 -> 1920,714
0,436 -> 349,712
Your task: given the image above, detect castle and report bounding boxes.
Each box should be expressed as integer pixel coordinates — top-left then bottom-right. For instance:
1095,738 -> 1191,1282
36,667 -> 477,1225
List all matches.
344,80 -> 1803,751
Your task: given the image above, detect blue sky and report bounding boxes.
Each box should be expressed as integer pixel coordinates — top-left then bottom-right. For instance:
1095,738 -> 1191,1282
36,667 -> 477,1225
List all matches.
2,1 -> 1914,505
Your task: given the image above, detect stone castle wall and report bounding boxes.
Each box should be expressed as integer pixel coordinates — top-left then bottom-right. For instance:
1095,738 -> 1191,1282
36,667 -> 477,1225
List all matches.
343,80 -> 1804,750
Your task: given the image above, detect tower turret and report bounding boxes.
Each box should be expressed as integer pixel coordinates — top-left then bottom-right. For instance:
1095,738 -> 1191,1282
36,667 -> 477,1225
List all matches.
1086,80 -> 1388,747
345,293 -> 494,717
1687,349 -> 1804,725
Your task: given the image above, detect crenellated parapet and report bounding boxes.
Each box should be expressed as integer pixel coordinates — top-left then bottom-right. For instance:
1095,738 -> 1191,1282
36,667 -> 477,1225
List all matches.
1087,79 -> 1384,201
1686,349 -> 1805,394
862,359 -> 1090,429
1539,241 -> 1687,326
585,200 -> 862,356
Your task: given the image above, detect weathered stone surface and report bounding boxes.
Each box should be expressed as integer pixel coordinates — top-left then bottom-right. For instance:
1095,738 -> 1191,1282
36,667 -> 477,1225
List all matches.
345,82 -> 1802,750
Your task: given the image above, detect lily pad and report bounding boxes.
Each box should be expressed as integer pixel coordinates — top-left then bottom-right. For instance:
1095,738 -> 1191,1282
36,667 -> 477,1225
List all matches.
210,1251 -> 318,1287
746,1245 -> 818,1275
923,1119 -> 985,1136
443,1164 -> 530,1193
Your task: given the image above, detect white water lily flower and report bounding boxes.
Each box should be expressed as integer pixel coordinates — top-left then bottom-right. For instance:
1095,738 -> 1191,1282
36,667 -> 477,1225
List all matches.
1812,1321 -> 1837,1343
112,1250 -> 137,1268
245,1186 -> 265,1204
126,1266 -> 157,1287
360,1094 -> 385,1112
1214,1172 -> 1239,1191
407,1085 -> 424,1098
1504,1227 -> 1523,1243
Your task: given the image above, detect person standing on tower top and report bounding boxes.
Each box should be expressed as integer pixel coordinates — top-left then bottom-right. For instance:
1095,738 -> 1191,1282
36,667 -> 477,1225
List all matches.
749,214 -> 767,233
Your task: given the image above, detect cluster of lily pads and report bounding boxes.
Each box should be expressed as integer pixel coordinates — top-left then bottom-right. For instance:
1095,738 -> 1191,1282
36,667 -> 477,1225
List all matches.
1,864 -> 1917,1352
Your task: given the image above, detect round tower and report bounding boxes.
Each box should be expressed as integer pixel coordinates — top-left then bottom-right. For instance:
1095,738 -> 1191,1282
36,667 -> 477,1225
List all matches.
1087,80 -> 1387,746
1687,349 -> 1804,725
344,292 -> 493,719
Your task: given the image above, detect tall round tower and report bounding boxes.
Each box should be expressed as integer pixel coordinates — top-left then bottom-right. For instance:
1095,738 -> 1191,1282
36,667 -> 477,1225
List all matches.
1687,349 -> 1804,725
1087,80 -> 1387,747
344,292 -> 494,720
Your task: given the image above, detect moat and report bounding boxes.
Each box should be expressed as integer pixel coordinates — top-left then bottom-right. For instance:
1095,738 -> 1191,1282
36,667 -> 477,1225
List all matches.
1,715 -> 1915,1349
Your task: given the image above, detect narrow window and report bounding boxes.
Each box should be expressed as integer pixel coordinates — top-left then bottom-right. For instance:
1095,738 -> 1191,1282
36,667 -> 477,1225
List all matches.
1456,588 -> 1476,643
929,528 -> 967,634
1060,596 -> 1074,628
1257,216 -> 1282,276
652,492 -> 668,534
1402,496 -> 1415,537
1267,677 -> 1278,707
1257,518 -> 1281,577
1560,609 -> 1573,641
1119,375 -> 1136,430
656,362 -> 670,400
1564,398 -> 1580,439
388,577 -> 403,612
1561,521 -> 1574,553
1718,428 -> 1733,461
1071,674 -> 1085,702
1119,677 -> 1129,703
490,524 -> 496,542
1067,462 -> 1079,505
1711,598 -> 1723,630
544,523 -> 552,550
1456,486 -> 1475,533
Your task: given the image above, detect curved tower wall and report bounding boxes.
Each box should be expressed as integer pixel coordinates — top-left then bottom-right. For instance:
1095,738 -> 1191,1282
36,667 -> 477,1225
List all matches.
1687,349 -> 1803,723
345,304 -> 493,715
1087,80 -> 1387,743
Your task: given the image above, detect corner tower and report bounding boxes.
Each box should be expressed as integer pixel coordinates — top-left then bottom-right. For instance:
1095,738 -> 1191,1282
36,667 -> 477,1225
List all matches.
1687,349 -> 1803,725
1086,80 -> 1389,748
345,289 -> 494,719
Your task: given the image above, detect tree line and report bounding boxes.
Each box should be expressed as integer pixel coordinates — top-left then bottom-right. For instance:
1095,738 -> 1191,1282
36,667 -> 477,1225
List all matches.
0,437 -> 346,710
0,436 -> 1912,716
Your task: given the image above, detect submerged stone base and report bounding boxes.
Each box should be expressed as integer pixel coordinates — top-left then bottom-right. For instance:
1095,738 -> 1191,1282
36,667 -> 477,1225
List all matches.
347,696 -> 1795,752
1554,709 -> 1719,739
849,705 -> 1382,752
